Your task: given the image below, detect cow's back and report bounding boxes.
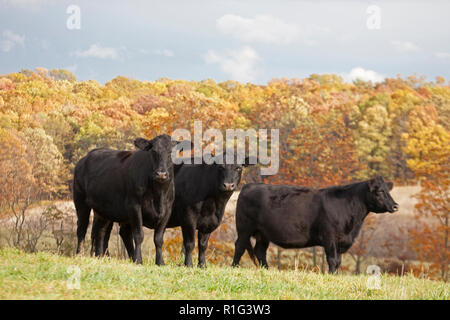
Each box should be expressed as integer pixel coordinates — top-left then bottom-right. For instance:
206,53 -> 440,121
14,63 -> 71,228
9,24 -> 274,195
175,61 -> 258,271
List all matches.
236,183 -> 321,248
74,148 -> 129,220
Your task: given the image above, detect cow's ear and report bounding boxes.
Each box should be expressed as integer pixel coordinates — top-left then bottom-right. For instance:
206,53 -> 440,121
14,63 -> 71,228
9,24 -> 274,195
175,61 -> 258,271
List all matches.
368,177 -> 379,192
386,181 -> 394,191
134,138 -> 152,150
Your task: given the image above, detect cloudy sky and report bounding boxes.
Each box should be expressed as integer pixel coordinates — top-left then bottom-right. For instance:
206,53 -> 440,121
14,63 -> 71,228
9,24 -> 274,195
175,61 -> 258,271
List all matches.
0,0 -> 449,84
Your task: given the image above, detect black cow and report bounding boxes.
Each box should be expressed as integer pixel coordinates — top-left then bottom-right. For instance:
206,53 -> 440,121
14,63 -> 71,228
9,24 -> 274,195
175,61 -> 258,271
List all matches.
73,134 -> 180,265
232,176 -> 398,273
92,154 -> 253,267
167,156 -> 253,267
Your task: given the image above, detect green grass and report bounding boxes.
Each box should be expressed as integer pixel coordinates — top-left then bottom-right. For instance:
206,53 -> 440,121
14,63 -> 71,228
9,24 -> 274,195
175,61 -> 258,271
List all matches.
0,247 -> 448,300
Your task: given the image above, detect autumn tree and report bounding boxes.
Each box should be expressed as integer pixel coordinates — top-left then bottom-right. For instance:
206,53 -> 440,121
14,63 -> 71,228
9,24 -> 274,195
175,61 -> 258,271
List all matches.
22,127 -> 66,197
72,112 -> 135,165
0,128 -> 35,246
404,105 -> 449,281
0,126 -> 68,249
354,104 -> 392,179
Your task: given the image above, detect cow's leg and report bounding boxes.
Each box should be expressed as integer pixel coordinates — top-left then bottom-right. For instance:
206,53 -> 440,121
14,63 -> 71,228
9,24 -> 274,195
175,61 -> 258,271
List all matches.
324,242 -> 339,274
131,227 -> 144,264
119,223 -> 135,259
74,198 -> 91,254
91,214 -> 113,257
94,221 -> 109,257
128,203 -> 144,264
154,224 -> 167,266
91,215 -> 111,257
102,220 -> 114,256
90,214 -> 103,256
197,232 -> 210,268
180,207 -> 197,267
153,199 -> 173,266
254,236 -> 270,269
335,253 -> 342,271
181,223 -> 196,267
232,232 -> 253,267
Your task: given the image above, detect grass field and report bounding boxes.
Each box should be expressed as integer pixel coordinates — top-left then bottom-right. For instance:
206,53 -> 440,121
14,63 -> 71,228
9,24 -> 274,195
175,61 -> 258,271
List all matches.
0,247 -> 448,300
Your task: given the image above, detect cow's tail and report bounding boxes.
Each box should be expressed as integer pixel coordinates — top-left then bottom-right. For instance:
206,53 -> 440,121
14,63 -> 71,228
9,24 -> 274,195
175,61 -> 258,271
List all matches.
246,239 -> 257,266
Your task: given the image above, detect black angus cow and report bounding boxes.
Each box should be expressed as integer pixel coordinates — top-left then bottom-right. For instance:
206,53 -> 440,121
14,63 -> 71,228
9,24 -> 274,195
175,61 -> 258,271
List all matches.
167,156 -> 253,267
92,154 -> 253,267
73,134 -> 180,265
232,176 -> 398,273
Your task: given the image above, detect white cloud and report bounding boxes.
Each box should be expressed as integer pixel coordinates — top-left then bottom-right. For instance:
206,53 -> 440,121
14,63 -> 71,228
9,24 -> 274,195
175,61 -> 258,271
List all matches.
391,40 -> 421,53
204,46 -> 261,83
216,14 -> 301,45
342,67 -> 385,83
435,52 -> 450,59
0,30 -> 25,52
153,49 -> 174,57
74,44 -> 119,60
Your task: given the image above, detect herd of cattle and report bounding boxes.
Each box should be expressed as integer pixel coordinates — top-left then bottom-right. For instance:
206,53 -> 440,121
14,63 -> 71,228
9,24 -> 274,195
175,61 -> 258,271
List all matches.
73,134 -> 399,273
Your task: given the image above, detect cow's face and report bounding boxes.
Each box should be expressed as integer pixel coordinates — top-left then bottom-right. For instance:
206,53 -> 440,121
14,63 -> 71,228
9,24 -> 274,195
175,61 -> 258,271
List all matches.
216,155 -> 254,192
217,163 -> 244,192
134,134 -> 175,183
367,176 -> 399,213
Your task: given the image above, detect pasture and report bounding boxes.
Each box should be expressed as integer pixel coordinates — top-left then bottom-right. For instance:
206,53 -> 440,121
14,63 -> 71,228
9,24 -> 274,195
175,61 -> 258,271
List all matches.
0,187 -> 440,277
0,247 -> 448,300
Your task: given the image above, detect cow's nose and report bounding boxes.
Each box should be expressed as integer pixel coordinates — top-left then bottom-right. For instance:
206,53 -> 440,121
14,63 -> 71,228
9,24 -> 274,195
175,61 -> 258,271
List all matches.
156,171 -> 168,180
392,204 -> 399,212
223,183 -> 235,191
